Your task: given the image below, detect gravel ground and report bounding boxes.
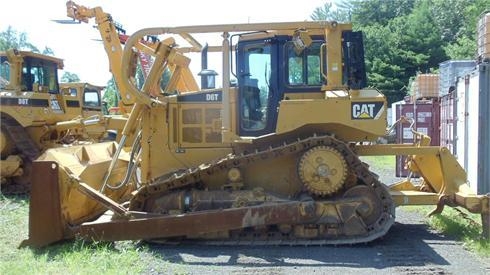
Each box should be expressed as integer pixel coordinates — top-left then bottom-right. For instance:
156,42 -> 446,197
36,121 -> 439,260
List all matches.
137,170 -> 489,275
142,208 -> 489,275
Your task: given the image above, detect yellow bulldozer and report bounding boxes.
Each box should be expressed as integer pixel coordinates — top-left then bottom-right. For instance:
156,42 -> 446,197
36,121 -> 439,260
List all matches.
23,10 -> 489,247
0,49 -> 126,193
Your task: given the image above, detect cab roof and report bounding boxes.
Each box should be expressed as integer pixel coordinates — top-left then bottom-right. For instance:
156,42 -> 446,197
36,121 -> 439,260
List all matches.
0,50 -> 64,69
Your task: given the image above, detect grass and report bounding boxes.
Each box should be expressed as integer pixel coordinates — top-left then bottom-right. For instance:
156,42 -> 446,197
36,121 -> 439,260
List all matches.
0,194 -> 188,275
360,155 -> 490,258
1,155 -> 487,273
359,155 -> 398,183
359,155 -> 396,168
406,205 -> 490,258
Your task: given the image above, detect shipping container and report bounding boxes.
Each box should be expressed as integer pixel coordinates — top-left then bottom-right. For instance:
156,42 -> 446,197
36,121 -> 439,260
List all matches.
439,60 -> 475,96
440,91 -> 455,154
413,74 -> 439,99
455,63 -> 490,194
477,11 -> 490,62
455,74 -> 468,171
395,99 -> 440,177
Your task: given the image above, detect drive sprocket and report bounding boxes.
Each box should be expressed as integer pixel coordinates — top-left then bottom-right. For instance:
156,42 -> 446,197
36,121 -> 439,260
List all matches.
298,145 -> 347,196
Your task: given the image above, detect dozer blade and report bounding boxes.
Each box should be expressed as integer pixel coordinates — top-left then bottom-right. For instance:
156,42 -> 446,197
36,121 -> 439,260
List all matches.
20,161 -> 65,248
72,196 -> 391,245
77,201 -> 318,242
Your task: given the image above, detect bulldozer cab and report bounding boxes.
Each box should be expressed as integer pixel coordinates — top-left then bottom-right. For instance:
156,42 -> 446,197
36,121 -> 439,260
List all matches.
60,82 -> 105,117
235,31 -> 367,137
20,56 -> 59,93
1,50 -> 62,94
0,50 -> 109,121
0,50 -> 70,122
1,50 -> 118,194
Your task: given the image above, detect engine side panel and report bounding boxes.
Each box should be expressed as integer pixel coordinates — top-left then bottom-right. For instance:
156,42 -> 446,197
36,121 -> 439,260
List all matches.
276,90 -> 387,141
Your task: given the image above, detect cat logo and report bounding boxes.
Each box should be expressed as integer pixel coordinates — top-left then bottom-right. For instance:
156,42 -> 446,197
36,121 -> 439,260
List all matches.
351,102 -> 384,119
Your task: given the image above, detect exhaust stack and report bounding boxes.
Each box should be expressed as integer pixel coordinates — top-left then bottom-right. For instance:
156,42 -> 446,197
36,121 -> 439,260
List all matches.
198,43 -> 218,89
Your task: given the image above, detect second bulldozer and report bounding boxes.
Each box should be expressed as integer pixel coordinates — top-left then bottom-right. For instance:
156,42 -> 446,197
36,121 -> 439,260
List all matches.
0,49 -> 125,193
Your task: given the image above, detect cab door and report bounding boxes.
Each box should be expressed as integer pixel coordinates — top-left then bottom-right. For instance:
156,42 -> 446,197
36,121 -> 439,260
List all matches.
236,39 -> 280,137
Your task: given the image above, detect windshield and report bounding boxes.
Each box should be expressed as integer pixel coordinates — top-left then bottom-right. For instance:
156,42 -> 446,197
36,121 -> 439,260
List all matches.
22,57 -> 59,93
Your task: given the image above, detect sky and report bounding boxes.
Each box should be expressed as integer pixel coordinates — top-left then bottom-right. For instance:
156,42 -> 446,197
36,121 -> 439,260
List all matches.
1,0 -> 330,87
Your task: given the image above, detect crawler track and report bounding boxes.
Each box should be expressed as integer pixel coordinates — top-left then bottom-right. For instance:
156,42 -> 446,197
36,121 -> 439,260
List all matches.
130,134 -> 396,245
1,116 -> 40,194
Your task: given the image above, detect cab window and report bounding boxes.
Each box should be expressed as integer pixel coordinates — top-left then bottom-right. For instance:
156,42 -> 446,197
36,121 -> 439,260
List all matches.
69,88 -> 77,96
83,89 -> 101,107
286,41 -> 322,86
22,57 -> 59,93
239,43 -> 271,132
0,58 -> 9,88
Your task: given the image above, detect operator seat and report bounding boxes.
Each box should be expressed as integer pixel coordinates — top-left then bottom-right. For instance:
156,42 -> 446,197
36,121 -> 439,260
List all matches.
243,77 -> 262,121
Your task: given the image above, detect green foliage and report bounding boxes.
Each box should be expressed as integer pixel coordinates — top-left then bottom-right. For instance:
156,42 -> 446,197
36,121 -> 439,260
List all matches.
0,195 -> 179,275
362,0 -> 447,103
41,46 -> 55,56
392,2 -> 447,73
445,35 -> 478,59
351,0 -> 415,27
0,26 -> 80,87
160,69 -> 172,91
60,71 -> 80,83
359,155 -> 395,169
430,0 -> 467,42
407,206 -> 490,257
310,1 -> 352,22
437,0 -> 490,60
0,26 -> 39,52
102,78 -> 120,109
311,0 -> 487,104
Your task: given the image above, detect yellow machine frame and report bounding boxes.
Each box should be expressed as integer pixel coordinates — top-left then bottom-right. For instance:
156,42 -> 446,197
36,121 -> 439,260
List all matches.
21,6 -> 489,247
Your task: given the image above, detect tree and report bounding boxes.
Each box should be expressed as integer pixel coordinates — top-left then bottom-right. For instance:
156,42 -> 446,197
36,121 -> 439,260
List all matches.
60,71 -> 80,83
0,26 -> 39,52
102,78 -> 119,109
42,46 -> 55,56
392,2 -> 447,73
351,0 -> 415,27
433,0 -> 490,60
309,0 -> 479,104
309,0 -> 420,103
1,26 -> 57,55
445,36 -> 477,60
362,1 -> 447,103
310,2 -> 352,22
